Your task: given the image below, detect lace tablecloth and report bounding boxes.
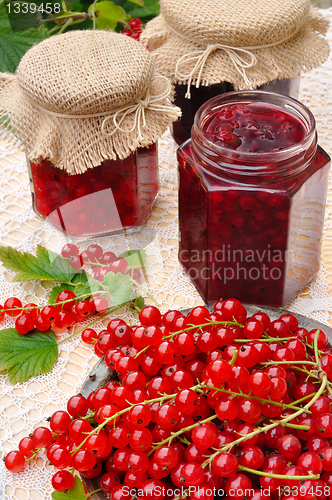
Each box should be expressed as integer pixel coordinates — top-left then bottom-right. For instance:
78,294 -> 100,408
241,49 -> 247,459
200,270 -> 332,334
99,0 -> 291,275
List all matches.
2,10 -> 332,499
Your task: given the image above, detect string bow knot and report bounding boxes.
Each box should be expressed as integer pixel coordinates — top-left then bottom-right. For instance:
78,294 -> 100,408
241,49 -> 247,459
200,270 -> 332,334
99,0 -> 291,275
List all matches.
101,75 -> 173,140
175,43 -> 258,98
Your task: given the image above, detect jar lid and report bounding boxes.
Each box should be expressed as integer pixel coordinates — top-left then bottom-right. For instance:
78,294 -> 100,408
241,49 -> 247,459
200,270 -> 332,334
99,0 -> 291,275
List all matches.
0,31 -> 180,174
161,0 -> 309,47
17,30 -> 154,115
141,0 -> 330,93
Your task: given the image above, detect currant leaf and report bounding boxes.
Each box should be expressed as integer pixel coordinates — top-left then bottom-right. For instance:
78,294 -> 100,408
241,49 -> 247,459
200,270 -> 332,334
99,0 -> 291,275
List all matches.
74,276 -> 101,297
103,271 -> 136,306
88,0 -> 127,30
134,294 -> 145,311
71,270 -> 89,285
0,328 -> 58,383
0,0 -> 47,72
51,476 -> 86,500
119,249 -> 147,268
0,245 -> 76,283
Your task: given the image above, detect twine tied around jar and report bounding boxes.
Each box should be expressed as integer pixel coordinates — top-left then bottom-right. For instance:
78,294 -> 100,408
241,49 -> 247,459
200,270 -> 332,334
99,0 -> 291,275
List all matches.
101,75 -> 174,139
175,45 -> 257,98
29,75 -> 175,141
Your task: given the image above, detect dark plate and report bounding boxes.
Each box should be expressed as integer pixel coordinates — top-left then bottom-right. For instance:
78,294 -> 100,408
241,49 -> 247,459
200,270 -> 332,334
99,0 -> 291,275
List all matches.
79,304 -> 332,498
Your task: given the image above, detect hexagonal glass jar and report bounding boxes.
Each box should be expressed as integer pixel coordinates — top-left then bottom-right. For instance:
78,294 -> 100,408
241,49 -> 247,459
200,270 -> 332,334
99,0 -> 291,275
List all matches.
178,91 -> 330,307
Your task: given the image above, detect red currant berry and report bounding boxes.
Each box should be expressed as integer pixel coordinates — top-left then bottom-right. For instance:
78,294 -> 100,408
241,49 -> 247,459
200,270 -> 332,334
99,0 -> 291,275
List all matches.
50,410 -> 71,434
81,327 -> 98,344
129,17 -> 142,30
67,394 -> 89,418
56,290 -> 76,311
19,437 -> 36,458
32,426 -> 52,448
61,243 -> 79,259
4,297 -> 22,317
4,450 -> 25,472
108,257 -> 128,274
15,313 -> 34,334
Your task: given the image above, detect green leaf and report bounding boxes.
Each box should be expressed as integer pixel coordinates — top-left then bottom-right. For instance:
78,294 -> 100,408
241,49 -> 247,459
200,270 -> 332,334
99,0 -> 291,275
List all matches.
143,0 -> 160,12
134,294 -> 145,311
48,283 -> 75,304
0,0 -> 47,73
126,0 -> 144,6
103,271 -> 136,306
0,328 -> 58,383
72,270 -> 89,285
119,249 -> 147,268
51,476 -> 86,500
89,0 -> 127,29
0,245 -> 76,283
74,276 -> 101,297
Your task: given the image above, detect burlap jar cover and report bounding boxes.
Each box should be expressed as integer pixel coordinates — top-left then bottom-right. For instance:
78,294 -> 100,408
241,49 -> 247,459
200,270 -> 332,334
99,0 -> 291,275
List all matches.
141,0 -> 330,98
0,30 -> 181,174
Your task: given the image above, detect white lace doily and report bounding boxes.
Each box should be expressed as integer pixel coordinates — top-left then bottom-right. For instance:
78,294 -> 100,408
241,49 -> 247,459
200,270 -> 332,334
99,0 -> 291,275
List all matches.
1,10 -> 332,498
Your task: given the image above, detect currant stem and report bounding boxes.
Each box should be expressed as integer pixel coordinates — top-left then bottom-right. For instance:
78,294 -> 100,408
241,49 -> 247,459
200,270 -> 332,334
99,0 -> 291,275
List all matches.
313,329 -> 322,367
25,447 -> 41,462
229,349 -> 238,366
147,414 -> 218,457
57,304 -> 123,344
278,422 -> 310,431
86,488 -> 103,497
238,465 -> 319,480
198,383 -> 310,413
124,274 -> 159,308
233,336 -> 297,343
134,345 -> 149,358
164,321 -> 237,340
263,360 -> 317,367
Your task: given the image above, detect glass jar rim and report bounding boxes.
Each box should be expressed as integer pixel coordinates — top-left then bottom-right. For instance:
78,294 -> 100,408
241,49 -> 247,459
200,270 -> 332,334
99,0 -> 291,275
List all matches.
193,90 -> 316,162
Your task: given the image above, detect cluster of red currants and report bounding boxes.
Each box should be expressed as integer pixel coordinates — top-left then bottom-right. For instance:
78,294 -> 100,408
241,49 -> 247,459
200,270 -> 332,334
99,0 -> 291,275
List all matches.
62,242 -> 142,283
5,298 -> 332,500
0,243 -> 141,335
121,18 -> 143,41
0,289 -> 109,335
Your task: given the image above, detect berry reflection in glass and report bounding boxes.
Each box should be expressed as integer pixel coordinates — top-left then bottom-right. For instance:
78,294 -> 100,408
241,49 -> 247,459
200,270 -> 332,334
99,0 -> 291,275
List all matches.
27,145 -> 158,238
178,91 -> 331,307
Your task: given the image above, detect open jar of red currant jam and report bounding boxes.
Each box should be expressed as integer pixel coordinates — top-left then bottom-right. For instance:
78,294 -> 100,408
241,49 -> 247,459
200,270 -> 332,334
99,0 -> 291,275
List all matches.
178,91 -> 331,307
0,31 -> 180,239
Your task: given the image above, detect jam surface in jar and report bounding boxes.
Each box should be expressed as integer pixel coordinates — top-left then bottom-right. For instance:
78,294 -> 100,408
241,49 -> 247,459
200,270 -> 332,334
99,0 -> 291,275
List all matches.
28,145 -> 159,238
203,102 -> 306,152
178,92 -> 330,307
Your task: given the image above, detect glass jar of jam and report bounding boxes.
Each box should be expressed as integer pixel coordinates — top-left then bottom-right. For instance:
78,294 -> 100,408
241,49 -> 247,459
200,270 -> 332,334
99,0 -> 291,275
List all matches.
178,91 -> 330,307
0,30 -> 180,240
27,145 -> 159,238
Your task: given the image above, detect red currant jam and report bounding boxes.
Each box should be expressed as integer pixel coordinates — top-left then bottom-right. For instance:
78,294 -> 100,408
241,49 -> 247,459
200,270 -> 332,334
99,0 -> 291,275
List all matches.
172,77 -> 300,145
178,91 -> 330,307
28,145 -> 158,238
